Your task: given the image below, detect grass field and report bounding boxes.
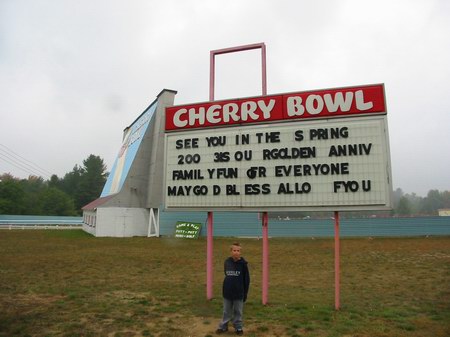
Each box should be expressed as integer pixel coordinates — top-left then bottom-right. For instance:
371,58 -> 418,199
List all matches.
0,230 -> 449,337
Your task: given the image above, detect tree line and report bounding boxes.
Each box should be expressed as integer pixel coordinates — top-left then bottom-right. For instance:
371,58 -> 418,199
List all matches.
0,154 -> 449,217
392,188 -> 450,216
0,154 -> 107,216
342,188 -> 450,218
271,188 -> 450,220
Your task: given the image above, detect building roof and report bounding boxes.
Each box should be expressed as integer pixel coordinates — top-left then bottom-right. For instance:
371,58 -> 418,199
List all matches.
82,194 -> 116,211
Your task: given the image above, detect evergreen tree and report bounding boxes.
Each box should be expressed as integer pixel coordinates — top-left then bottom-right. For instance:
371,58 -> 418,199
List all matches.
48,174 -> 61,189
77,154 -> 108,209
60,165 -> 84,200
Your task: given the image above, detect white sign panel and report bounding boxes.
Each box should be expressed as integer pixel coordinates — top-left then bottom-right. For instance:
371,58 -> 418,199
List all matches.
164,115 -> 392,211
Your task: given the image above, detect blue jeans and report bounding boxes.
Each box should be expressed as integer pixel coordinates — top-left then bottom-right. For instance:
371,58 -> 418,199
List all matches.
218,298 -> 244,331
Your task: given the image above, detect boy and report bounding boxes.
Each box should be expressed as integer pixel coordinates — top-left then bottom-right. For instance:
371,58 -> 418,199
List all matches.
216,242 -> 250,335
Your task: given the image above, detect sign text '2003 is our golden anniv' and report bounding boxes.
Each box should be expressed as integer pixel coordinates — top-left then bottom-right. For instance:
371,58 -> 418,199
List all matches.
163,84 -> 392,212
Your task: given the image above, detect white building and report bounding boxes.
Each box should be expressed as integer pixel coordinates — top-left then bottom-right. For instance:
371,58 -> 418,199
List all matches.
82,89 -> 176,237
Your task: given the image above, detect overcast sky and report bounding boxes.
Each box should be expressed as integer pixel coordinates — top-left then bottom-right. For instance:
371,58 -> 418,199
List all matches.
1,0 -> 449,196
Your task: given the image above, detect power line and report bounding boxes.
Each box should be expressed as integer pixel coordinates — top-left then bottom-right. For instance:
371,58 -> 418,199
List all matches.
0,143 -> 53,176
0,153 -> 45,178
0,152 -> 50,178
0,144 -> 52,178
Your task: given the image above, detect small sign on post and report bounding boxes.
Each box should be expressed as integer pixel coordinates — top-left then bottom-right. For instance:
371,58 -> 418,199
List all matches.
174,221 -> 202,239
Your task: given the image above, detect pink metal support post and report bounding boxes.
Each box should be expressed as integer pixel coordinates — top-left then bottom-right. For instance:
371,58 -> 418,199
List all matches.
334,211 -> 341,310
208,43 -> 268,302
210,42 -> 267,100
262,212 -> 269,305
206,212 -> 214,300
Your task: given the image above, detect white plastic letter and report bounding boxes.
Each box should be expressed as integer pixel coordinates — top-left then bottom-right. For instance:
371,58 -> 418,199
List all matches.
240,101 -> 257,122
355,90 -> 373,111
257,99 -> 275,119
206,105 -> 222,124
305,95 -> 324,115
222,103 -> 239,123
286,97 -> 305,116
188,107 -> 205,126
324,92 -> 353,112
173,108 -> 188,128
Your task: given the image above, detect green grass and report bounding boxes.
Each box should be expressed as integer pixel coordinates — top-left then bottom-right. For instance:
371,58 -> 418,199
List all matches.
0,231 -> 449,336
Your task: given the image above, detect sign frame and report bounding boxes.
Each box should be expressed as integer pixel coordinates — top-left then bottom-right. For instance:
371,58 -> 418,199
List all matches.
163,84 -> 392,212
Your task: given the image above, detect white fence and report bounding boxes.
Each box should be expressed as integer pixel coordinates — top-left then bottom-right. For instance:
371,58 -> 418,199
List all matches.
0,216 -> 83,230
0,224 -> 82,230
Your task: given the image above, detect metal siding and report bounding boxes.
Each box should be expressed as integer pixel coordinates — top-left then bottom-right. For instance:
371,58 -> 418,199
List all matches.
158,213 -> 450,237
1,215 -> 449,237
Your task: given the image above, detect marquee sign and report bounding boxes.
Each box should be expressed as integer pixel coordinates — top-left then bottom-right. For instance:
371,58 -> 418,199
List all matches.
163,84 -> 392,211
165,84 -> 385,131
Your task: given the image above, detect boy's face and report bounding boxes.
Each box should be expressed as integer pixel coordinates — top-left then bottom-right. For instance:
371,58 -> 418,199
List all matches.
231,245 -> 241,261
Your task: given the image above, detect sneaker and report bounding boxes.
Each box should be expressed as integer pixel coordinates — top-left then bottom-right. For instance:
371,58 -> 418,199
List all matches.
216,328 -> 228,334
235,329 -> 244,335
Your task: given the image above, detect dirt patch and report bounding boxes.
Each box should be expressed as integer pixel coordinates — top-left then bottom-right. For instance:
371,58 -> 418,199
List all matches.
0,293 -> 65,314
139,314 -> 289,337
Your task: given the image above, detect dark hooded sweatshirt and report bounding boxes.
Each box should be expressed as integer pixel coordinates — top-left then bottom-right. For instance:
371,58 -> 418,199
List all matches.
222,256 -> 250,301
